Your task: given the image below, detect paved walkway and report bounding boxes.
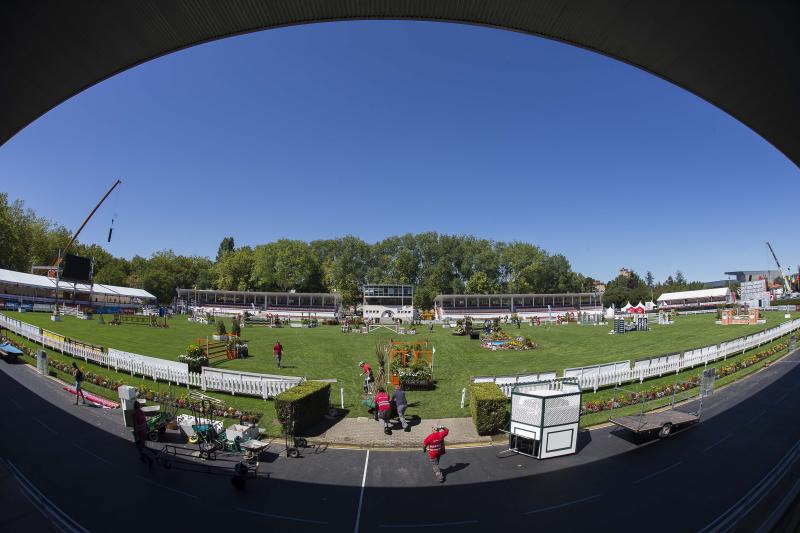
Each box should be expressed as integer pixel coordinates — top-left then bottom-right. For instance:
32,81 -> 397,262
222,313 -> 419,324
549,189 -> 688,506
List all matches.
305,414 -> 492,448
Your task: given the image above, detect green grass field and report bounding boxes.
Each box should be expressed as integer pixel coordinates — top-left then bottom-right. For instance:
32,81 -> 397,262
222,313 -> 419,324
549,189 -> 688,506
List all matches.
3,310 -> 792,424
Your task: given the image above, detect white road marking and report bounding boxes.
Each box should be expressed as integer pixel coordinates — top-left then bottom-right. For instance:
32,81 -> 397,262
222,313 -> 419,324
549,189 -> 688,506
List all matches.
237,507 -> 328,525
703,434 -> 732,453
6,459 -> 89,532
524,493 -> 602,515
135,475 -> 199,499
33,416 -> 57,435
72,442 -> 113,466
631,461 -> 683,485
354,449 -> 369,533
380,519 -> 480,528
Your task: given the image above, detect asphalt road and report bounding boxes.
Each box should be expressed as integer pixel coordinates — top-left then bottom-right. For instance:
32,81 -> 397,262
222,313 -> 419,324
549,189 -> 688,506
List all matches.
1,349 -> 799,532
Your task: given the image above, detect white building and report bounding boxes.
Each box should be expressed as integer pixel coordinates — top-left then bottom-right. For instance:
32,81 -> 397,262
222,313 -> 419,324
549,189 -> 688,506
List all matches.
360,284 -> 416,323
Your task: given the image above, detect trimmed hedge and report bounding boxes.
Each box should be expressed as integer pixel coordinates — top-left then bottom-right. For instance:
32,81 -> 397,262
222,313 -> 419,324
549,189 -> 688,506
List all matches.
275,381 -> 331,433
469,382 -> 507,435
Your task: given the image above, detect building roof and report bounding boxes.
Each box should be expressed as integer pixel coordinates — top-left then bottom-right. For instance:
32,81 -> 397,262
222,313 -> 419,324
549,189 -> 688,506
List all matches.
0,2 -> 798,166
657,288 -> 730,302
0,268 -> 156,300
435,293 -> 598,300
176,288 -> 338,298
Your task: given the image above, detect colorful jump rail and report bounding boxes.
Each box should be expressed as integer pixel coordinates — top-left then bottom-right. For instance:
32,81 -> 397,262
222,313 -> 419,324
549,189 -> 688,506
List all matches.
474,318 -> 800,396
0,314 -> 305,400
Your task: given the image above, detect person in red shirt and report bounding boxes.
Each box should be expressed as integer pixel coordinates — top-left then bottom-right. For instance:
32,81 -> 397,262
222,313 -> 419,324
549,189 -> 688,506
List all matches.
359,361 -> 374,393
273,340 -> 283,368
375,387 -> 392,435
423,424 -> 449,483
133,401 -> 153,466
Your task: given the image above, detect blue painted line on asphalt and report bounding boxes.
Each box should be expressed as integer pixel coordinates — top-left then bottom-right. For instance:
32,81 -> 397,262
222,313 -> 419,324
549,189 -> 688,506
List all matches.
380,519 -> 479,528
523,493 -> 602,515
136,475 -> 199,499
237,507 -> 329,525
703,434 -> 732,453
33,416 -> 57,435
631,461 -> 683,485
747,409 -> 767,425
72,441 -> 113,466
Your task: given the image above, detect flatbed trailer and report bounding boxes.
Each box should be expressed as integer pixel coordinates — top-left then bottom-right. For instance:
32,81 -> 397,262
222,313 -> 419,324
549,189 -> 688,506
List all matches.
610,410 -> 699,438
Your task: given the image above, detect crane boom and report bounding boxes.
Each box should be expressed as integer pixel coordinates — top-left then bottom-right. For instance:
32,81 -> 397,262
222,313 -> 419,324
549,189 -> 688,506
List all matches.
766,241 -> 792,294
54,179 -> 122,266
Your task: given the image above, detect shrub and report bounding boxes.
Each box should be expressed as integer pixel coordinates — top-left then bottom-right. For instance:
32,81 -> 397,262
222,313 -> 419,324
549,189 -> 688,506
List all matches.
275,381 -> 331,433
215,320 -> 227,335
469,382 -> 507,435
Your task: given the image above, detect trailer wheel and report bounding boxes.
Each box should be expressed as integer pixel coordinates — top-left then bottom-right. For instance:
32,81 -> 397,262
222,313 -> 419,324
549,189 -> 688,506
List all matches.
287,447 -> 300,458
148,430 -> 159,442
658,423 -> 672,439
295,437 -> 308,448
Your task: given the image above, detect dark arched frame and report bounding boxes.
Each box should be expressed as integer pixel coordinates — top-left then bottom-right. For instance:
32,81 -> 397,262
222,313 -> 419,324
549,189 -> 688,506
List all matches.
1,1 -> 798,166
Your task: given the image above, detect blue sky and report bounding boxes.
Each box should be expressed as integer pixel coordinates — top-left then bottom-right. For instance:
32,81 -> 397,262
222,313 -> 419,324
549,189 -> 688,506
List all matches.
0,20 -> 797,283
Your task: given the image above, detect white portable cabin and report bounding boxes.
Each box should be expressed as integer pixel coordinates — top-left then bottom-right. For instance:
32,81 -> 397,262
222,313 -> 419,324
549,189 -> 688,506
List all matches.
508,380 -> 582,459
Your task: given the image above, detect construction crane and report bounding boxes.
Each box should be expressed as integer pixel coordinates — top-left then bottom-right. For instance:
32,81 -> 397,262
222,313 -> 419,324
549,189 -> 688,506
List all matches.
766,241 -> 792,295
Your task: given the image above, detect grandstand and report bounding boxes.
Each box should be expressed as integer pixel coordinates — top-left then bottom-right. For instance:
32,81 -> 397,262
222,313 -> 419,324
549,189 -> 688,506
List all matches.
656,288 -> 732,311
0,268 -> 156,313
176,288 -> 341,319
434,293 -> 602,319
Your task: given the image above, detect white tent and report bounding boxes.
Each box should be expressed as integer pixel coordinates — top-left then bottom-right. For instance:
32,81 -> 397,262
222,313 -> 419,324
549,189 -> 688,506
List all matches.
645,300 -> 657,311
621,302 -> 633,313
629,301 -> 646,314
604,305 -> 616,319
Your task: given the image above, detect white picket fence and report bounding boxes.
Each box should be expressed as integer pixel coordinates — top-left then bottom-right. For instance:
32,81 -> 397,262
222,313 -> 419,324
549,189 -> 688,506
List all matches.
0,313 -> 312,400
474,318 -> 800,395
200,367 -> 303,399
473,371 -> 558,398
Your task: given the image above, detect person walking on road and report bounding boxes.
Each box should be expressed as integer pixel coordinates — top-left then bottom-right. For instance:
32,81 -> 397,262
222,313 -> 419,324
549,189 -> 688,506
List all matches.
375,387 -> 392,435
423,424 -> 449,483
133,401 -> 153,467
392,384 -> 410,432
273,340 -> 283,368
72,362 -> 86,405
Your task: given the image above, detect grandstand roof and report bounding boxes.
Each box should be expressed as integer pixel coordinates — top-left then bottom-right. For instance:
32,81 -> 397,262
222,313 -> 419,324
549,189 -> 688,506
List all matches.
435,292 -> 597,299
0,268 -> 156,300
657,288 -> 730,302
176,288 -> 338,298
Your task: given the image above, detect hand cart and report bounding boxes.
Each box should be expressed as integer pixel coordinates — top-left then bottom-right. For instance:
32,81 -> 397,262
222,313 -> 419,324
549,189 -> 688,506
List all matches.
149,443 -> 260,488
283,404 -> 328,458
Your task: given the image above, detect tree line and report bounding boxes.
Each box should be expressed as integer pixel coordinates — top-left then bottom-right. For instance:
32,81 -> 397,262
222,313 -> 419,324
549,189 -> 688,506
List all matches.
1,192 -> 598,306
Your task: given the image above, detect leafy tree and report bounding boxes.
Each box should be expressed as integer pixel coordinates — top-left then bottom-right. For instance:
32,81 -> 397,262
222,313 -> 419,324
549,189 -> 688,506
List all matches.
214,246 -> 254,291
645,271 -> 654,288
216,236 -> 235,261
465,271 -> 497,294
675,270 -> 686,285
251,240 -> 320,292
602,271 -> 650,307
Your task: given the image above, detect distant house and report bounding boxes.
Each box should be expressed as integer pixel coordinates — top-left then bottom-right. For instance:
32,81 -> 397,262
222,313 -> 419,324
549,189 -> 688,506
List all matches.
592,279 -> 606,293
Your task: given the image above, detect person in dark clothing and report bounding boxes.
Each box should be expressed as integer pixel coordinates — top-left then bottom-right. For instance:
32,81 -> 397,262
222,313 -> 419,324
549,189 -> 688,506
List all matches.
392,384 -> 410,432
133,401 -> 153,466
72,362 -> 86,405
